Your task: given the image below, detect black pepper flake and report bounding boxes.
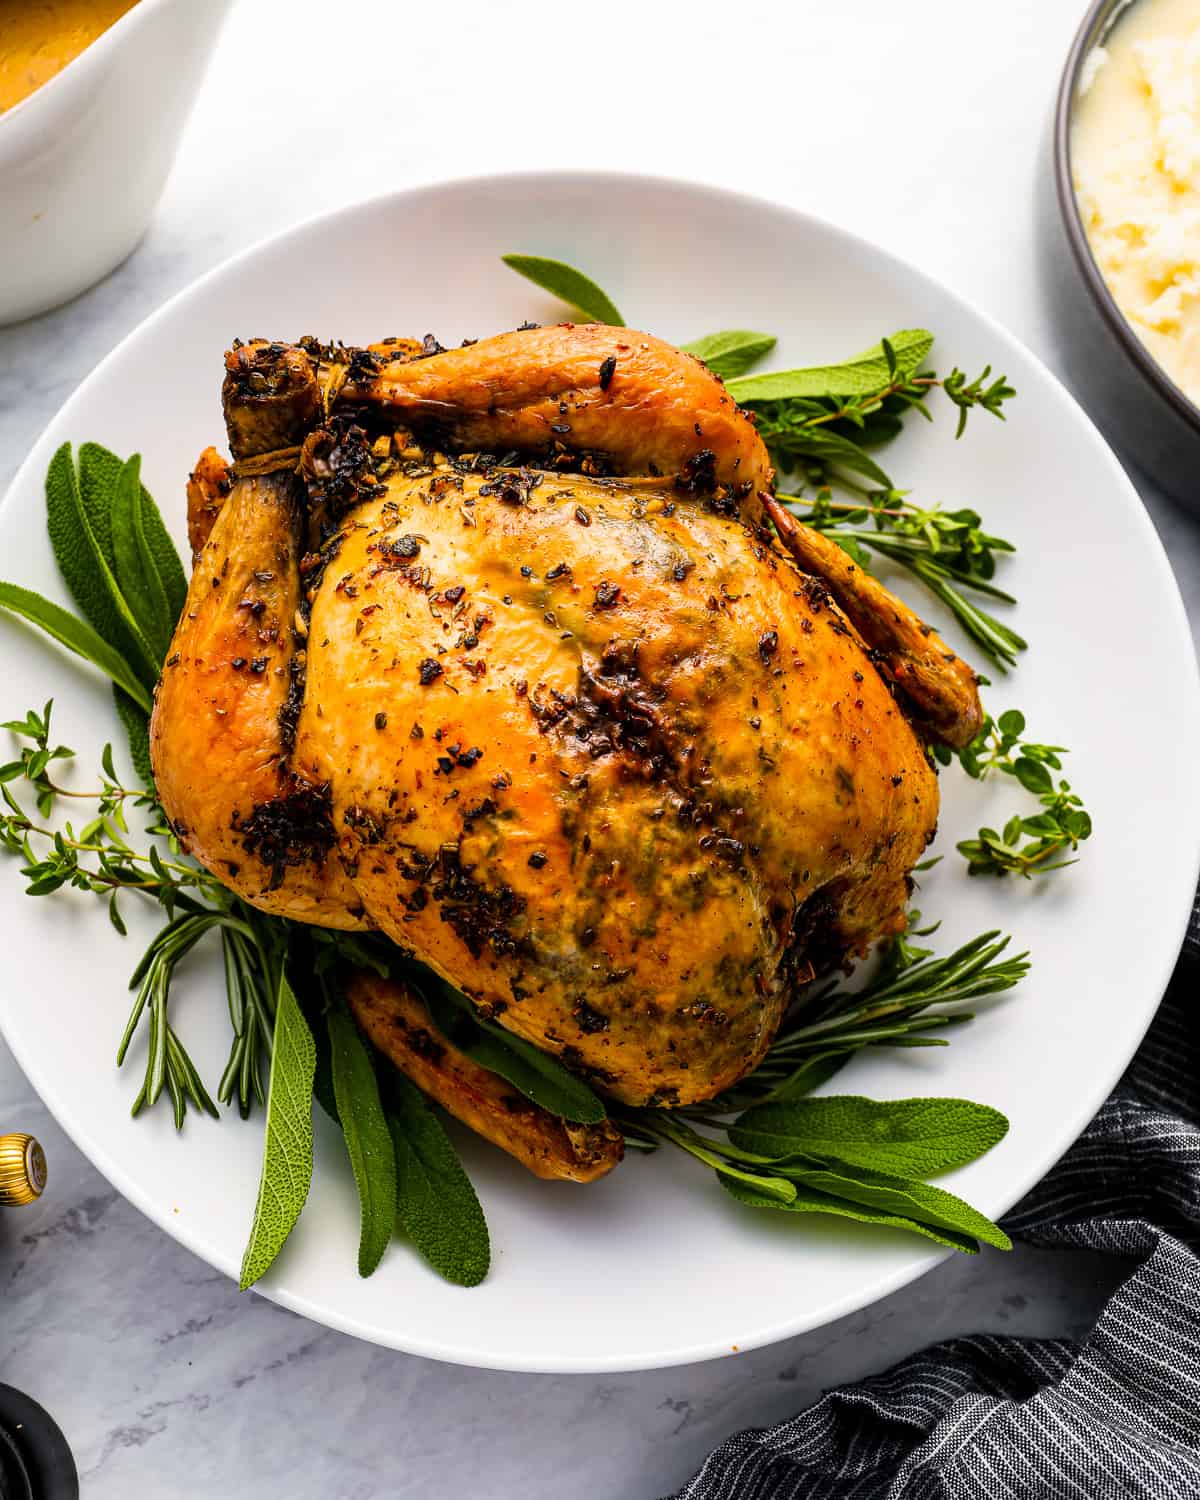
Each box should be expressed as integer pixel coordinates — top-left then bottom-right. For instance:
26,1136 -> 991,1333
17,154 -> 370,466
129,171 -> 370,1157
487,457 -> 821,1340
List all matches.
375,712 -> 388,731
594,581 -> 621,610
391,534 -> 421,559
231,656 -> 247,669
545,562 -> 571,581
421,333 -> 446,356
443,585 -> 465,603
520,565 -> 534,577
598,355 -> 617,391
527,850 -> 548,869
411,723 -> 424,739
672,561 -> 694,582
419,658 -> 444,685
758,631 -> 779,664
853,671 -> 864,683
575,506 -> 591,527
575,1002 -> 609,1035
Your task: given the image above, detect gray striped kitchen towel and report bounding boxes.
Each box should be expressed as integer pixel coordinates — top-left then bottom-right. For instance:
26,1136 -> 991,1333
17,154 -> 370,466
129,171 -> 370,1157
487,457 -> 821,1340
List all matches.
671,883 -> 1200,1500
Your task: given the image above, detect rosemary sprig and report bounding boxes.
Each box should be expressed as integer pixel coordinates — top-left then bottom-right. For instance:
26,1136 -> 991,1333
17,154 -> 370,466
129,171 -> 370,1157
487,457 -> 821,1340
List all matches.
693,923 -> 1030,1116
0,702 -> 281,1122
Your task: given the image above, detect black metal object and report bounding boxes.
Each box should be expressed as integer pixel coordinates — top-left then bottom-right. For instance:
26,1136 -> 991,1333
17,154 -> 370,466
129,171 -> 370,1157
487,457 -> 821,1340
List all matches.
0,1385 -> 77,1500
1047,0 -> 1200,512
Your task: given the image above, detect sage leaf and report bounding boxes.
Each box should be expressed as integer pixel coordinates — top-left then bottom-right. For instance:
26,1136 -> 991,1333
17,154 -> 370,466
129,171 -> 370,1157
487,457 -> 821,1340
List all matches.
772,425 -> 893,488
501,254 -> 624,325
727,330 -> 934,402
43,443 -> 159,684
422,980 -> 606,1124
721,1174 -> 983,1253
681,330 -> 776,381
239,973 -> 316,1290
465,1026 -> 607,1124
78,442 -> 187,623
75,440 -> 118,572
110,455 -> 174,662
112,687 -> 153,787
328,1006 -> 397,1278
389,1074 -> 490,1287
0,582 -> 153,713
772,1159 -> 1011,1250
731,1096 -> 1009,1178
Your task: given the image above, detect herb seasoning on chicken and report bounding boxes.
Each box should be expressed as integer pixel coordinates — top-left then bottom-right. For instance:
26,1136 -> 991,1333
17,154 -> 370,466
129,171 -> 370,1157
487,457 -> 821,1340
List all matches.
151,323 -> 981,1169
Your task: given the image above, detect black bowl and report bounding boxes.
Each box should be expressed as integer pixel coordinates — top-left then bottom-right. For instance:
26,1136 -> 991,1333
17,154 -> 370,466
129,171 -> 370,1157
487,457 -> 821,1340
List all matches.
1050,0 -> 1200,511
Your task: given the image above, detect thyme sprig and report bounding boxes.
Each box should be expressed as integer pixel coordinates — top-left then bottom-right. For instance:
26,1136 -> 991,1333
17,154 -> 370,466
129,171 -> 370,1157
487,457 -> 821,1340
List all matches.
0,701 -> 281,1122
939,710 -> 1093,877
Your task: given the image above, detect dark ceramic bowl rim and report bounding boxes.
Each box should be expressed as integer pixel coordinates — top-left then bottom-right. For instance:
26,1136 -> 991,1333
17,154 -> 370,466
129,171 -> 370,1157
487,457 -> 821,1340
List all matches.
1054,0 -> 1200,436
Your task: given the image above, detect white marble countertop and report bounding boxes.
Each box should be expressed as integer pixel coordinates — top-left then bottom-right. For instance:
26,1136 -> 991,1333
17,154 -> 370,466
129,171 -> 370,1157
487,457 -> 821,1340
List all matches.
1,1 -> 1197,1494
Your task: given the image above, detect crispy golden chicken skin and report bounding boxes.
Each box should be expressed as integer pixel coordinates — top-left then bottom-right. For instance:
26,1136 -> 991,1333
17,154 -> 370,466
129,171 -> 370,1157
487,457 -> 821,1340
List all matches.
289,464 -> 936,1106
152,325 -> 965,1119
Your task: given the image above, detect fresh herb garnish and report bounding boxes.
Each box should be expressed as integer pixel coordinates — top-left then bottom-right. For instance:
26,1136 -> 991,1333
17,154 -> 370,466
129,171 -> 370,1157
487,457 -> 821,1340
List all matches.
727,1096 -> 1009,1178
389,1073 -> 491,1287
501,254 -> 624,325
328,1006 -> 398,1278
418,973 -> 607,1124
239,971 -> 316,1290
679,329 -> 778,380
940,708 -> 1094,876
623,1104 -> 1011,1253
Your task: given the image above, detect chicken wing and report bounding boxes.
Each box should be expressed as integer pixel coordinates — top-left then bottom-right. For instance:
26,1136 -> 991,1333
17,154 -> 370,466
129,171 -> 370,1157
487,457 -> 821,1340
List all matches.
341,324 -> 773,522
762,494 -> 983,748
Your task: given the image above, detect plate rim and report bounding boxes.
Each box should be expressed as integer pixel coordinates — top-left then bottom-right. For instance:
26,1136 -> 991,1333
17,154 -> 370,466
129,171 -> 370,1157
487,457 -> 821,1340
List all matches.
2,168 -> 1198,1372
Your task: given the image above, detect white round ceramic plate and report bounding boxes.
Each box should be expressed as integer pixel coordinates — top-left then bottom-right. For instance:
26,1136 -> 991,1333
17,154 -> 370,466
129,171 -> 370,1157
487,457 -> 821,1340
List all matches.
1,173 -> 1197,1373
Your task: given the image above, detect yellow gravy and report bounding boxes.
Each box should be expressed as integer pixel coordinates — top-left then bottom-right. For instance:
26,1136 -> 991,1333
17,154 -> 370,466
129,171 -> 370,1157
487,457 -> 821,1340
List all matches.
0,0 -> 138,114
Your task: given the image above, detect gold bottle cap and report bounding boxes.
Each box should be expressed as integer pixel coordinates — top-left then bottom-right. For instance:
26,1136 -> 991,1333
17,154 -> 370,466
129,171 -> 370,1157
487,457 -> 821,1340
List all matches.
0,1133 -> 46,1206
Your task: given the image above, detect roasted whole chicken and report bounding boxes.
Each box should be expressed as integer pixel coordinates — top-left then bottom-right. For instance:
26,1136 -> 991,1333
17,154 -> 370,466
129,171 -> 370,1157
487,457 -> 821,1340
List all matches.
152,324 -> 981,1182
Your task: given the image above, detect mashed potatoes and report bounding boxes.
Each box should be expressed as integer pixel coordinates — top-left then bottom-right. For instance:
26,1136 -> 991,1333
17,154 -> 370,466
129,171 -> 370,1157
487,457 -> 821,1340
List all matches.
1073,0 -> 1200,403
